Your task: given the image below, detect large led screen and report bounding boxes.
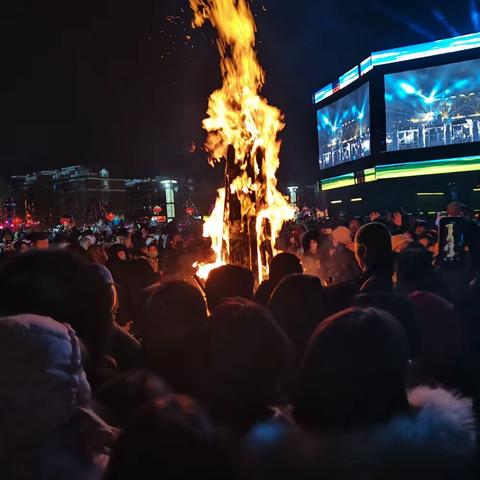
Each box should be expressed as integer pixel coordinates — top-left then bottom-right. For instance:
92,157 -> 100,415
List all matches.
385,58 -> 480,152
317,83 -> 370,170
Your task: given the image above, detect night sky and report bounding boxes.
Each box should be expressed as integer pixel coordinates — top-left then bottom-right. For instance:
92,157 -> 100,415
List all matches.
1,0 -> 477,184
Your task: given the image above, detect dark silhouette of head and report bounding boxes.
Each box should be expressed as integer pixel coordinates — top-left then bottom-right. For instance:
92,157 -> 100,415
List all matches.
255,253 -> 303,305
352,292 -> 419,361
447,201 -> 463,217
205,265 -> 255,311
0,250 -> 113,364
87,244 -> 108,265
142,281 -> 208,395
95,370 -> 172,428
294,307 -> 408,432
355,222 -> 392,272
269,253 -> 303,285
108,243 -> 128,262
349,217 -> 362,237
395,247 -> 451,300
408,291 -> 462,389
204,298 -> 292,432
104,396 -> 231,480
269,274 -> 323,365
301,231 -> 319,256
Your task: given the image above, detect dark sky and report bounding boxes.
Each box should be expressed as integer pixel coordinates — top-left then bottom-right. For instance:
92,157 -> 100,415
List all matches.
1,0 -> 477,183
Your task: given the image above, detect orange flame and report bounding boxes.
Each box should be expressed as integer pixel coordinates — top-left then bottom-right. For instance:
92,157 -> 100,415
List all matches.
195,188 -> 228,280
191,0 -> 294,282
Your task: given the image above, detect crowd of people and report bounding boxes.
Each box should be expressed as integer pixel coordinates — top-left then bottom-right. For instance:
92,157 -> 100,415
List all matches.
0,201 -> 480,479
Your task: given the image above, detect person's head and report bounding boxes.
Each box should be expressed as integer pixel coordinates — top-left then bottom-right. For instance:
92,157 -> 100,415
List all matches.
1,229 -> 13,243
205,265 -> 255,312
269,274 -> 323,365
131,231 -> 148,252
147,243 -> 159,258
447,201 -> 463,217
289,232 -> 301,249
269,253 -> 303,286
408,291 -> 461,386
143,281 -> 207,343
104,396 -> 231,480
64,243 -> 87,258
293,307 -> 408,432
308,238 -> 319,255
60,214 -> 75,229
184,230 -> 199,249
414,220 -> 427,237
14,241 -> 30,254
32,232 -> 49,250
142,282 -> 208,394
95,370 -> 172,428
109,243 -> 127,262
355,222 -> 392,272
205,298 -> 292,431
348,218 -> 361,237
395,247 -> 435,294
0,250 -> 113,365
169,233 -> 184,250
87,244 -> 108,265
352,292 -> 419,360
332,226 -> 352,248
301,232 -> 319,257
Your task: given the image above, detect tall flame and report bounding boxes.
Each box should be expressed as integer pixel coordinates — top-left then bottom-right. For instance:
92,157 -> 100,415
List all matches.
195,188 -> 228,280
191,0 -> 294,282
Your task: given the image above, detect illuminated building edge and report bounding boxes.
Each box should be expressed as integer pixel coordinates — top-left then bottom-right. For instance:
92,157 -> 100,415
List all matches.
314,31 -> 480,104
321,155 -> 480,190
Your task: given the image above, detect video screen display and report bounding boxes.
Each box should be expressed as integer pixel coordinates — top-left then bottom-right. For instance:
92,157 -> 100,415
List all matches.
317,82 -> 371,169
385,58 -> 480,152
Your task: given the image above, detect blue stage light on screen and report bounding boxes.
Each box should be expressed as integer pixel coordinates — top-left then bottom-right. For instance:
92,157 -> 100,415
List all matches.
471,0 -> 480,30
317,83 -> 370,170
432,8 -> 460,37
399,82 -> 416,95
385,57 -> 480,152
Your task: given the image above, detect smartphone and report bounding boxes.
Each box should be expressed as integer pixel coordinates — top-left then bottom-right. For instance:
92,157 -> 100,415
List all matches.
438,217 -> 467,266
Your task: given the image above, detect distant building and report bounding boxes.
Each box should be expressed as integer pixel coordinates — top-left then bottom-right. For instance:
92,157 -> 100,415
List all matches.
11,165 -> 203,225
286,184 -> 320,208
12,166 -> 127,224
125,176 -> 195,222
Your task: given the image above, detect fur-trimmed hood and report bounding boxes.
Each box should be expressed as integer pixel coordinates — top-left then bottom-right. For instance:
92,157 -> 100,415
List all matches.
244,386 -> 477,480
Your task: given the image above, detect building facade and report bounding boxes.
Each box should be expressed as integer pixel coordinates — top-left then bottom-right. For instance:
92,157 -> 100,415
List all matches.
125,177 -> 195,222
11,166 -> 198,225
12,166 -> 127,224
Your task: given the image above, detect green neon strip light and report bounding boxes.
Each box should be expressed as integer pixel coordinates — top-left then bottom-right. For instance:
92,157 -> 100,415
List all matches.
364,168 -> 376,182
376,155 -> 480,180
321,155 -> 480,191
321,172 -> 355,191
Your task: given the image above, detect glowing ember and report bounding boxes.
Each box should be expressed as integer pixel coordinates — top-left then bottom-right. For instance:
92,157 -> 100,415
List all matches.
190,0 -> 294,282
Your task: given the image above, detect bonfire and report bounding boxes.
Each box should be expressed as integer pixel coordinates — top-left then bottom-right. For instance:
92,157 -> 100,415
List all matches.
191,0 -> 294,283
